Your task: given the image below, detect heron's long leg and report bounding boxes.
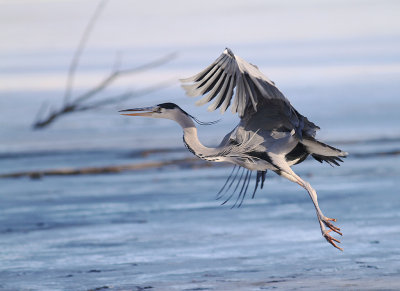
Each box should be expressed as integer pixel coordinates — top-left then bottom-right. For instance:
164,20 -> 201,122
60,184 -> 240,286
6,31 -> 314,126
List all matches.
276,170 -> 342,250
269,153 -> 342,250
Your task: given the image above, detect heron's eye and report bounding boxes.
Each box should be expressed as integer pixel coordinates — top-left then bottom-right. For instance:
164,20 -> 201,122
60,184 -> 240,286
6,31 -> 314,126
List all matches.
154,107 -> 162,113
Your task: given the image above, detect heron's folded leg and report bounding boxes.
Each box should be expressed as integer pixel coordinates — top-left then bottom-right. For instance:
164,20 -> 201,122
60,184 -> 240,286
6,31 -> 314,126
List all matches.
273,166 -> 342,251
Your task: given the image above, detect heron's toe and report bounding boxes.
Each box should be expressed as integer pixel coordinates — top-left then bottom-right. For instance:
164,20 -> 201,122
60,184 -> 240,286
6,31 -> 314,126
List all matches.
322,217 -> 342,235
323,230 -> 343,251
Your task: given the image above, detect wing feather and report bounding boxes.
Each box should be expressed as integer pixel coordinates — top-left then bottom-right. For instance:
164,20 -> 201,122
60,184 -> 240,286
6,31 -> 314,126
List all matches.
235,74 -> 246,115
180,48 -> 319,137
180,53 -> 225,83
207,73 -> 231,111
243,72 -> 258,110
196,71 -> 227,106
220,74 -> 235,113
192,56 -> 231,99
209,57 -> 236,111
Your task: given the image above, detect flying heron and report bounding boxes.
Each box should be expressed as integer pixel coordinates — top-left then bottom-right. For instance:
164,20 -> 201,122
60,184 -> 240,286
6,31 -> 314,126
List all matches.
120,48 -> 348,251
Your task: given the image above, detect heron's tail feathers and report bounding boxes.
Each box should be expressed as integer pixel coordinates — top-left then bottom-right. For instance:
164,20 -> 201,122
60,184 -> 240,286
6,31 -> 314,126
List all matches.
301,137 -> 348,166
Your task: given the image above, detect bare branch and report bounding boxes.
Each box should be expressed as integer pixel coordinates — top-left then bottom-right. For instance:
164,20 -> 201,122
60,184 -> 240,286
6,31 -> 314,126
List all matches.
76,79 -> 175,111
33,104 -> 77,128
33,77 -> 174,128
73,52 -> 176,104
33,101 -> 49,124
63,0 -> 109,105
33,0 -> 176,130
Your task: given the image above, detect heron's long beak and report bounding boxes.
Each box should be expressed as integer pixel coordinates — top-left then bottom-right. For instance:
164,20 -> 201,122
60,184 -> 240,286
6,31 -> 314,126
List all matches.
119,107 -> 154,117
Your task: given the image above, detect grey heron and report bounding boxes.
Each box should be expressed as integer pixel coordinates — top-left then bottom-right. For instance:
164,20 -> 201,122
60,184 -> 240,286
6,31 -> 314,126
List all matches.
120,48 -> 348,251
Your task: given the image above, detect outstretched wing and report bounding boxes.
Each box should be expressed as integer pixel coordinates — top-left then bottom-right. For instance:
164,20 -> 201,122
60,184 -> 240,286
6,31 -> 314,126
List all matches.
180,48 -> 319,139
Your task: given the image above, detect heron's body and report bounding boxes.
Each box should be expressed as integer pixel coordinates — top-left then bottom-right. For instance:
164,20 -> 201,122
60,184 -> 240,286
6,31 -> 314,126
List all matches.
120,48 -> 348,250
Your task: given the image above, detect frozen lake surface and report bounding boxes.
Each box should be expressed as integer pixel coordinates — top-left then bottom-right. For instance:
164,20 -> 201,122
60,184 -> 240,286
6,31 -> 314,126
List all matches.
2,137 -> 400,291
1,0 -> 400,290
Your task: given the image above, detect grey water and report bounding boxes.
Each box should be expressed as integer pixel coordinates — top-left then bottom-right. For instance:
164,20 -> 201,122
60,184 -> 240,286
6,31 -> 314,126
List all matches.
1,1 -> 400,290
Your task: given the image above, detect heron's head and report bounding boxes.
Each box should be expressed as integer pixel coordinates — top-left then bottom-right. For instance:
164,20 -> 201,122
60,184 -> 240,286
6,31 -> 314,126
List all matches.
119,103 -> 219,126
119,103 -> 188,120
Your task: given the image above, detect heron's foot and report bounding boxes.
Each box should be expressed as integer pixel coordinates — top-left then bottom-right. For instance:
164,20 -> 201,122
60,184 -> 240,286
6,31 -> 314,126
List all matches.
323,229 -> 343,251
322,216 -> 342,236
320,216 -> 342,251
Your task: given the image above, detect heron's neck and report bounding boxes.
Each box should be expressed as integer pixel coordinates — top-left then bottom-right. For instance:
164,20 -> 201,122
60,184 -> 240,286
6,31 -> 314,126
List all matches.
175,114 -> 219,158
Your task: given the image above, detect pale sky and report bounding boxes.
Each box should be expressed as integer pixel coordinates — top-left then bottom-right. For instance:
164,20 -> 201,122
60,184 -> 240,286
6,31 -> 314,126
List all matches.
0,0 -> 399,52
1,0 -> 399,93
